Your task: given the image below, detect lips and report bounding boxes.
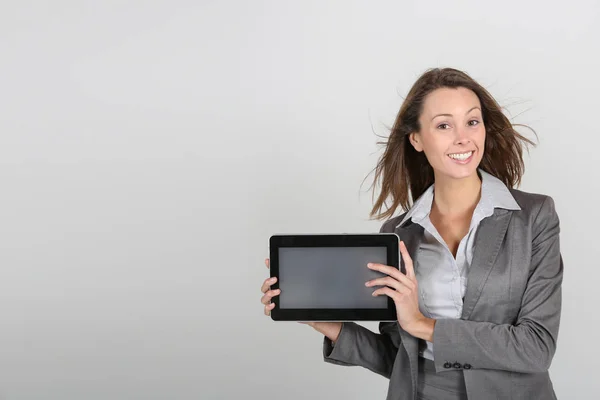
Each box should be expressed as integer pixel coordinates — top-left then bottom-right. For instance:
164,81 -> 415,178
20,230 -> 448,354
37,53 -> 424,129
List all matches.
448,150 -> 473,160
448,150 -> 475,164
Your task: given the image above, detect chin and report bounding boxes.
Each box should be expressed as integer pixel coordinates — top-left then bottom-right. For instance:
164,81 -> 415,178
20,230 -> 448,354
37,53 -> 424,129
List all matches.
440,160 -> 481,180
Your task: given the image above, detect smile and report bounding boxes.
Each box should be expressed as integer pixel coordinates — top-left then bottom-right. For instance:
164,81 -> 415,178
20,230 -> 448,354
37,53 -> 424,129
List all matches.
448,151 -> 473,160
448,151 -> 474,164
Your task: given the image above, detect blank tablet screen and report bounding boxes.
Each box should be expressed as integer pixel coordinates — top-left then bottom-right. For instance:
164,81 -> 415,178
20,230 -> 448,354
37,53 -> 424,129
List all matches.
269,233 -> 399,321
278,246 -> 388,309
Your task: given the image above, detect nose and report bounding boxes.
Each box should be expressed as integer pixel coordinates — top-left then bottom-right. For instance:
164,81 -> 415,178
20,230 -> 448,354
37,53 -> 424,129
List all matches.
454,125 -> 472,144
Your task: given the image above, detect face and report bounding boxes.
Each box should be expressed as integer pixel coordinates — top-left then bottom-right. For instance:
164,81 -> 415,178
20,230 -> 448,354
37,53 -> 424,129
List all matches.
409,87 -> 485,181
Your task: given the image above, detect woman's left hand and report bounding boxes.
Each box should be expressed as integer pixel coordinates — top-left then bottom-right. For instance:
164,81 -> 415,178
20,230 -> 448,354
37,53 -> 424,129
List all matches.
366,240 -> 430,336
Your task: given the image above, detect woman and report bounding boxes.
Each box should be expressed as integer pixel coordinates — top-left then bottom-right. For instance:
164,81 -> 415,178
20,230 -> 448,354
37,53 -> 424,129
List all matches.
259,68 -> 562,400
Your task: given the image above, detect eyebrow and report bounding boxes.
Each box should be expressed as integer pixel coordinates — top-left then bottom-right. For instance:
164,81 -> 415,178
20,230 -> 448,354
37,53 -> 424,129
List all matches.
431,106 -> 481,121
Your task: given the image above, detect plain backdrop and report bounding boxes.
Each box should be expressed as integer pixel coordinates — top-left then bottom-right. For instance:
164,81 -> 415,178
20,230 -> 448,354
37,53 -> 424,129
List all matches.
0,1 -> 599,399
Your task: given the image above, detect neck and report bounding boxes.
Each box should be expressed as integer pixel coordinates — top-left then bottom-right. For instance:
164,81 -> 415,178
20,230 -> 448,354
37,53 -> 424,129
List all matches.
432,170 -> 482,217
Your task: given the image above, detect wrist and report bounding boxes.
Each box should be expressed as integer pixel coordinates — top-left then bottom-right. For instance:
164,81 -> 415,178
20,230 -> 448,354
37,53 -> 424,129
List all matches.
312,322 -> 343,342
406,316 -> 436,342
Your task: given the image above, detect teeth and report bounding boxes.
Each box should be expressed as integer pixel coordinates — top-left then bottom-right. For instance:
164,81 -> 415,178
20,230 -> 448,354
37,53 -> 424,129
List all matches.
449,151 -> 473,160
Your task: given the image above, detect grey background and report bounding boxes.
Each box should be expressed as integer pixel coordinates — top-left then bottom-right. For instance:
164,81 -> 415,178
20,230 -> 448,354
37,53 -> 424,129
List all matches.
278,247 -> 387,309
0,1 -> 598,399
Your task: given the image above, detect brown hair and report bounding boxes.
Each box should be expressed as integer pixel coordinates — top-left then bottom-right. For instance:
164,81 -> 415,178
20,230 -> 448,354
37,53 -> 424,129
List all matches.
365,67 -> 537,221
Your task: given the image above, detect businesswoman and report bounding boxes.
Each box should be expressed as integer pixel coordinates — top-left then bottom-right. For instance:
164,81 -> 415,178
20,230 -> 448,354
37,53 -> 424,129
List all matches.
260,67 -> 563,400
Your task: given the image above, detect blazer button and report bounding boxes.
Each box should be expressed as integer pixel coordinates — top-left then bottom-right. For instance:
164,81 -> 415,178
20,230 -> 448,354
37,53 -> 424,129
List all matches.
464,363 -> 472,370
443,362 -> 452,369
453,362 -> 462,369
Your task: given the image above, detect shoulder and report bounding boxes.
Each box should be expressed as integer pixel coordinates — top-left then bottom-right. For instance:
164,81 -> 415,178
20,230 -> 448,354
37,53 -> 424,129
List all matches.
508,189 -> 561,243
508,188 -> 559,222
378,188 -> 560,233
379,212 -> 408,233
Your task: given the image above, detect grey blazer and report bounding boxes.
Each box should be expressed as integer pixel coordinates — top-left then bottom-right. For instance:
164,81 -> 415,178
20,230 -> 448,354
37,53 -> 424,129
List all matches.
323,189 -> 563,400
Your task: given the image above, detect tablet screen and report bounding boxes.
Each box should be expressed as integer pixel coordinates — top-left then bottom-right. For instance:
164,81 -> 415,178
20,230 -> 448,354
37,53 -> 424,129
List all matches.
269,234 -> 399,321
278,246 -> 388,309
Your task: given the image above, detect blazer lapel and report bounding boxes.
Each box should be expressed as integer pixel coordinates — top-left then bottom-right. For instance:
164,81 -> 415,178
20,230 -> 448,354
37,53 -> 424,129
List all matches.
395,222 -> 425,274
394,221 -> 425,397
461,209 -> 513,320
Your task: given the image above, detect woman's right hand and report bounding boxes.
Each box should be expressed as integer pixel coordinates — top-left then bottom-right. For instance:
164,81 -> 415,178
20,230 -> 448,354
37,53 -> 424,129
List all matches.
261,258 -> 280,316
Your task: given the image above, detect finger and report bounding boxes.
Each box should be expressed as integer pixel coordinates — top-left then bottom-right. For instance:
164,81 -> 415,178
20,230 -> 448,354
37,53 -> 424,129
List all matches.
264,302 -> 275,316
261,289 -> 281,305
366,276 -> 411,293
367,272 -> 415,291
372,286 -> 400,301
367,262 -> 415,290
261,277 -> 277,293
400,241 -> 415,279
261,289 -> 281,304
265,258 -> 270,269
367,262 -> 403,281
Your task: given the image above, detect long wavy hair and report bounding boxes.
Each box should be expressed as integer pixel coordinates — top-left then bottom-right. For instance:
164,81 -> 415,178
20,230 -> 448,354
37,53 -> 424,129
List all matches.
365,67 -> 537,221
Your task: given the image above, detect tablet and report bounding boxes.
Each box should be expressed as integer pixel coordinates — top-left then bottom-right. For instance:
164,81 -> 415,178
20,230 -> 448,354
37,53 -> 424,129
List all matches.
268,233 -> 399,321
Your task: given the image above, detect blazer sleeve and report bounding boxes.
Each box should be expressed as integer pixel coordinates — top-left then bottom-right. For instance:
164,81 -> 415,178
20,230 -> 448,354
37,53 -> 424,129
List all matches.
322,218 -> 402,379
323,321 -> 400,378
432,195 -> 563,373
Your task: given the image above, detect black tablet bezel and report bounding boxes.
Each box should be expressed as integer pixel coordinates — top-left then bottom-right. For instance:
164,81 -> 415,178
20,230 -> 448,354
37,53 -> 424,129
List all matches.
268,233 -> 399,321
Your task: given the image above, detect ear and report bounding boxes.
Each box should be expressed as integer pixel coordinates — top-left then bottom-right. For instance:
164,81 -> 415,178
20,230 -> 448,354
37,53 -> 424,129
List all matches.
409,132 -> 424,152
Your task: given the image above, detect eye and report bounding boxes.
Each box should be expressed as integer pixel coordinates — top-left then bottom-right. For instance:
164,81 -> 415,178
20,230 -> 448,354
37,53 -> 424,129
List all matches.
468,119 -> 480,126
437,123 -> 451,130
